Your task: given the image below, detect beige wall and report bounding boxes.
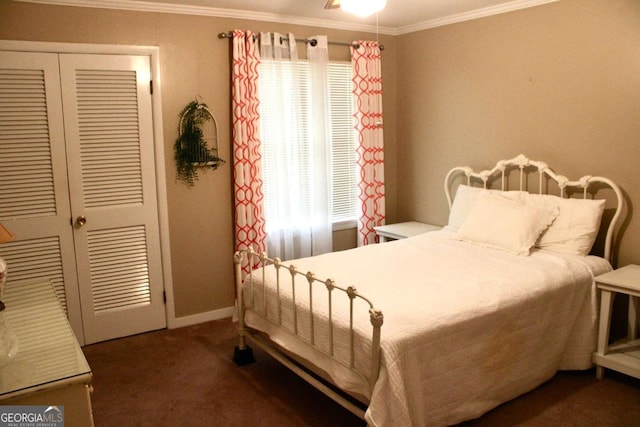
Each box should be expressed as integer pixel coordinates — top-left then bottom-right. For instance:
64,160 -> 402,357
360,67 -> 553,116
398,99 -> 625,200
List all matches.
0,1 -> 397,318
396,0 -> 640,267
2,0 -> 639,321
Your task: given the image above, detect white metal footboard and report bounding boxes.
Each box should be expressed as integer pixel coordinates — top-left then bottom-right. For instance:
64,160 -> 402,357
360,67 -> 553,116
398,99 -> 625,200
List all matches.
233,247 -> 384,418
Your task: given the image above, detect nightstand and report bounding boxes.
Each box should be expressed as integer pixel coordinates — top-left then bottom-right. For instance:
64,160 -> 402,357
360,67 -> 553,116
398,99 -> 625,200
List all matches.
374,221 -> 442,242
592,264 -> 640,380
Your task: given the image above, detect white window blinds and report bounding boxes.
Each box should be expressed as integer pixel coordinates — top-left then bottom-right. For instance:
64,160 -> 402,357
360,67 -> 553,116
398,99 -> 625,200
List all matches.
258,60 -> 358,226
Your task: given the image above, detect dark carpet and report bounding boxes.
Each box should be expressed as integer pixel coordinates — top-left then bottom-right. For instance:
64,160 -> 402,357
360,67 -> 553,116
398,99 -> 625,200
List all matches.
82,318 -> 640,426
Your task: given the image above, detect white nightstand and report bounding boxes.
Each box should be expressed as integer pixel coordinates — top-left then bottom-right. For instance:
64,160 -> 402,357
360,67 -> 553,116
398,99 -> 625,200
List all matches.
374,221 -> 442,242
592,264 -> 640,380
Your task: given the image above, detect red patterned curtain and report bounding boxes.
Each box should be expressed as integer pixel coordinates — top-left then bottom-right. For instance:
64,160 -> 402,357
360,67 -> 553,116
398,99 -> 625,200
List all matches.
351,41 -> 385,246
232,30 -> 267,267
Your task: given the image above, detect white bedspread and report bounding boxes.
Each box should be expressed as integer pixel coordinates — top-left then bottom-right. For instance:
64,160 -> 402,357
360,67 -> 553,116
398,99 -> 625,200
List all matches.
242,229 -> 609,426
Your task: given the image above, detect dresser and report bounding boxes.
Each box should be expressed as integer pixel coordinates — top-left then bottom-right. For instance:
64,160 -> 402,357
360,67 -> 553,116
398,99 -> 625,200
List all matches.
0,280 -> 94,426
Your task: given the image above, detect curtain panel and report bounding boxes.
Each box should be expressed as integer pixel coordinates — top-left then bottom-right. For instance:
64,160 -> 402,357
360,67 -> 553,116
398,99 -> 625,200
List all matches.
231,30 -> 267,271
351,41 -> 386,246
259,33 -> 332,261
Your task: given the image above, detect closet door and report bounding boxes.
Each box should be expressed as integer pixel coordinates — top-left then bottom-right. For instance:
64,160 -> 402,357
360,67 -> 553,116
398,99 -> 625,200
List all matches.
59,54 -> 166,344
0,51 -> 85,343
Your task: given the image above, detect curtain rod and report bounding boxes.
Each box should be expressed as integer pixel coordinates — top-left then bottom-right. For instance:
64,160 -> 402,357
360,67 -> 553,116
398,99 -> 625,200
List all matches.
217,32 -> 384,51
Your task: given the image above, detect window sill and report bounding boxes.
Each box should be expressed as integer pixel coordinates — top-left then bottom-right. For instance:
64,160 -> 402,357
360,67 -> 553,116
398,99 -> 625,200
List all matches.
332,220 -> 357,232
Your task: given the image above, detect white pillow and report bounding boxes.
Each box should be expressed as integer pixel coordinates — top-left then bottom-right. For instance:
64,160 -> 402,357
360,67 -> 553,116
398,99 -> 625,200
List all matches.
447,185 -> 523,231
454,192 -> 559,256
526,194 -> 605,256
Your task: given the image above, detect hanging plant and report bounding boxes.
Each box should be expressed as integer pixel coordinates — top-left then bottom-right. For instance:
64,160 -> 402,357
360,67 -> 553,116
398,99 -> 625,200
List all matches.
174,100 -> 225,186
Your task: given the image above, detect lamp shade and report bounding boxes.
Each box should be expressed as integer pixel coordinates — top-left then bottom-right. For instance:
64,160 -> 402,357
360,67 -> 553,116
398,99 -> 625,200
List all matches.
0,223 -> 12,310
0,223 -> 15,244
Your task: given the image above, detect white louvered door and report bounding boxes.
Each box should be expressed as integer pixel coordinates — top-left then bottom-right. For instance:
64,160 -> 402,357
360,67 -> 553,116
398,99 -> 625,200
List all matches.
0,50 -> 166,345
0,51 -> 85,342
59,54 -> 165,344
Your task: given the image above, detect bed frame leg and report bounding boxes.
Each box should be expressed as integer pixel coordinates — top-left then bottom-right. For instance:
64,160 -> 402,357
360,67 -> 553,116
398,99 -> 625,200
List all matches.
233,251 -> 255,365
233,345 -> 255,365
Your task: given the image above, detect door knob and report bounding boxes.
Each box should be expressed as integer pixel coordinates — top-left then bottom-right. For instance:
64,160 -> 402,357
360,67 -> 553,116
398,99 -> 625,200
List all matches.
76,215 -> 87,227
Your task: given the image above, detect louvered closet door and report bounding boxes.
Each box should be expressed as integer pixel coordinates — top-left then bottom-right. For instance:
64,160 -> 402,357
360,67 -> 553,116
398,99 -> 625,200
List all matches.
0,51 -> 85,343
59,54 -> 166,344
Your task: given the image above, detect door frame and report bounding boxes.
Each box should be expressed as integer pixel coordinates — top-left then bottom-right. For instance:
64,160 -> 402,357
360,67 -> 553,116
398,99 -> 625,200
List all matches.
0,40 -> 177,333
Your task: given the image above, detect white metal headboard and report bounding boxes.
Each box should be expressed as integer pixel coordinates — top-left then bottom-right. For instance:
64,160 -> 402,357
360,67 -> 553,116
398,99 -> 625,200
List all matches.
444,154 -> 623,262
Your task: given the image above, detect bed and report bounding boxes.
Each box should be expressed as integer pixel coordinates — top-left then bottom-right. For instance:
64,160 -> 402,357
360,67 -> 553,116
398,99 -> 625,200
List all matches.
232,154 -> 624,426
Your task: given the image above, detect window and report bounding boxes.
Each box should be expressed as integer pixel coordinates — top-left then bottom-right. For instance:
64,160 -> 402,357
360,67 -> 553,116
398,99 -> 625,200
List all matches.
258,60 -> 358,230
327,62 -> 359,225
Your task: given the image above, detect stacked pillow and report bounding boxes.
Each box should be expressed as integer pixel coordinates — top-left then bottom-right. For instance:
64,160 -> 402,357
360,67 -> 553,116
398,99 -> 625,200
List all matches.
448,185 -> 605,256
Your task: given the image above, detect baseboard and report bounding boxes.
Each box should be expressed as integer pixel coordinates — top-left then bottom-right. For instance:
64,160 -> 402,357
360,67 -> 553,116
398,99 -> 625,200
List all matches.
168,305 -> 234,329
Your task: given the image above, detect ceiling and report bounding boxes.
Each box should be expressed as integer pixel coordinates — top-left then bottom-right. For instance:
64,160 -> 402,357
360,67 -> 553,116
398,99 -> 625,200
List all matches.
18,0 -> 559,35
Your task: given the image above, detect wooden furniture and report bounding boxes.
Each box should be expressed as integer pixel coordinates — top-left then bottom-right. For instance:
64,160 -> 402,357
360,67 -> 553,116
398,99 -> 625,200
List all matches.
0,280 -> 94,427
593,264 -> 640,380
374,221 -> 442,242
233,154 -> 624,426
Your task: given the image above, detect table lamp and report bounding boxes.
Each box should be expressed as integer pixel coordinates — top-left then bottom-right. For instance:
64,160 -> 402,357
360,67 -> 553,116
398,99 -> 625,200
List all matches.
0,222 -> 17,366
0,222 -> 16,311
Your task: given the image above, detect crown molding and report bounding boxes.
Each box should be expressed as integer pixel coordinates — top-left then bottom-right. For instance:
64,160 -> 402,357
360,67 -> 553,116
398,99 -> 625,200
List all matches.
15,0 -> 559,36
395,0 -> 560,35
13,0 -> 397,35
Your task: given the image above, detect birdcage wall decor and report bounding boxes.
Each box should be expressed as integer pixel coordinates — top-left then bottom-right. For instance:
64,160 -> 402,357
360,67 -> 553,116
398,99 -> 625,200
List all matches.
174,100 -> 225,186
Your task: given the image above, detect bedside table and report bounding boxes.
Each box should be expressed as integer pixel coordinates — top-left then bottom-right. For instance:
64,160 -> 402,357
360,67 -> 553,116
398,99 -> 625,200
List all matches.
374,221 -> 442,242
592,264 -> 640,380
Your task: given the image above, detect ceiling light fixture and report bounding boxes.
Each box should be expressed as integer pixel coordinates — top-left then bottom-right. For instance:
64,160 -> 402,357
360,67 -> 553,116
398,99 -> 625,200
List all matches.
325,0 -> 386,18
